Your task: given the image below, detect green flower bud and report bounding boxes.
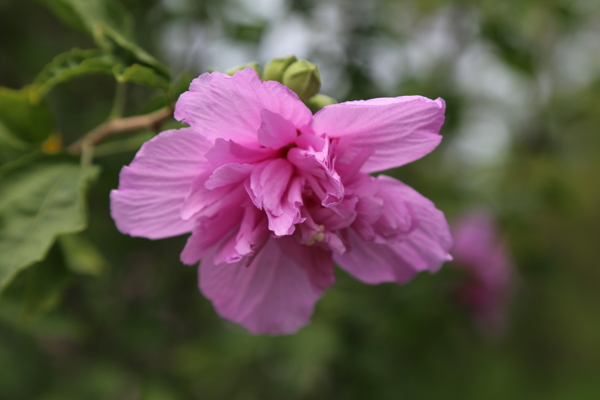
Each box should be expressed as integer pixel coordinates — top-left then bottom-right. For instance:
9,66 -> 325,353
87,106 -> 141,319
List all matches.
305,94 -> 338,113
262,55 -> 298,82
225,62 -> 261,77
282,60 -> 321,101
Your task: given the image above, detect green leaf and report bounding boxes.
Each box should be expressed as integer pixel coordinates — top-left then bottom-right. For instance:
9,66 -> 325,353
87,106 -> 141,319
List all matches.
59,233 -> 108,276
94,24 -> 170,79
31,48 -> 170,102
113,64 -> 170,90
31,49 -> 119,102
0,154 -> 100,292
36,0 -> 133,39
38,0 -> 169,80
0,87 -> 54,143
0,120 -> 32,165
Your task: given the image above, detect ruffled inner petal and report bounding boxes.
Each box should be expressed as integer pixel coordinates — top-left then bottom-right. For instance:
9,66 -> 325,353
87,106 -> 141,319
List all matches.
257,109 -> 298,149
174,68 -> 312,147
334,176 -> 452,284
247,159 -> 304,236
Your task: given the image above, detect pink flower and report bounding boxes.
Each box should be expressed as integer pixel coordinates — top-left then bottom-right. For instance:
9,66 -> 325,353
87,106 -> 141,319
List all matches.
452,210 -> 515,337
110,68 -> 452,335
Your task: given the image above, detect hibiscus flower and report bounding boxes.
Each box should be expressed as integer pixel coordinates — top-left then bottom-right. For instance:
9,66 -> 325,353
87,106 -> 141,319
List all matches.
111,67 -> 452,335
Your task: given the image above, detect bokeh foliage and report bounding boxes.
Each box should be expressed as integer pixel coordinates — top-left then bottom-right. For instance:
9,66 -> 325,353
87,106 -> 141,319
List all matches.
1,0 -> 600,399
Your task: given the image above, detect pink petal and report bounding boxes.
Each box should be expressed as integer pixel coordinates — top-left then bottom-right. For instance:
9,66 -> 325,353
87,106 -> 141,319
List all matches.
180,196 -> 246,265
181,165 -> 250,221
205,138 -> 276,167
287,137 -> 343,207
380,176 -> 453,273
343,173 -> 384,242
183,203 -> 269,266
205,163 -> 253,190
312,96 -> 446,173
334,176 -> 452,284
199,236 -> 335,335
110,128 -> 210,239
369,177 -> 418,244
335,229 -> 416,283
234,205 -> 270,257
179,172 -> 226,221
247,159 -> 304,236
174,68 -> 312,147
308,195 -> 358,231
257,109 -> 297,149
213,205 -> 270,265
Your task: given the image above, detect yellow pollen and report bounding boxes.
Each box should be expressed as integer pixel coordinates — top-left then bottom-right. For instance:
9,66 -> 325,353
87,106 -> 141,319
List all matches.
307,225 -> 325,246
313,231 -> 325,242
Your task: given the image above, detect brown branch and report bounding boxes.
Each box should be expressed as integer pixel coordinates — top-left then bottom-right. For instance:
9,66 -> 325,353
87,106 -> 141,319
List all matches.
68,106 -> 173,154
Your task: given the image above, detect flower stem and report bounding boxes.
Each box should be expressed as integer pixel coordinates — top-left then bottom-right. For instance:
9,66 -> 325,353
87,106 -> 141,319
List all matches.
109,81 -> 127,119
67,106 -> 173,155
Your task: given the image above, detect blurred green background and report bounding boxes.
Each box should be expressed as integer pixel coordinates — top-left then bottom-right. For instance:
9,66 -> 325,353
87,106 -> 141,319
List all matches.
1,0 -> 600,399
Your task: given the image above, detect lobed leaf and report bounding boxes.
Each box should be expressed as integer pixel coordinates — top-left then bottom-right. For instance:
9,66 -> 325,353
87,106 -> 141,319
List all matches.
113,64 -> 170,90
0,155 -> 100,292
30,49 -> 119,102
31,48 -> 171,102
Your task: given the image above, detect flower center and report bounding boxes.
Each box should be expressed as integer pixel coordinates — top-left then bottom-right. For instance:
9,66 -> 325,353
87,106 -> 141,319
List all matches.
280,142 -> 297,158
306,224 -> 325,246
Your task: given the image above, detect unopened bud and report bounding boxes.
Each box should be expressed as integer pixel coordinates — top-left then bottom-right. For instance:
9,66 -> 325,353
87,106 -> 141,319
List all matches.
282,60 -> 321,101
305,94 -> 338,113
225,62 -> 260,77
262,55 -> 298,82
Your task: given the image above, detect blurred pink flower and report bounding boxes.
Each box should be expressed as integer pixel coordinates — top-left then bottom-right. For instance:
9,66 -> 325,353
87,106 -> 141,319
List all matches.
452,210 -> 514,337
111,68 -> 452,335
